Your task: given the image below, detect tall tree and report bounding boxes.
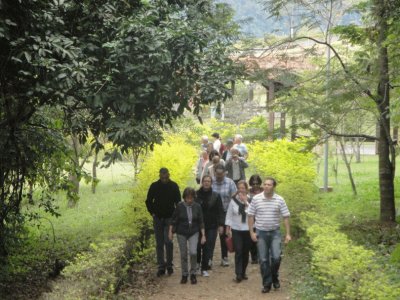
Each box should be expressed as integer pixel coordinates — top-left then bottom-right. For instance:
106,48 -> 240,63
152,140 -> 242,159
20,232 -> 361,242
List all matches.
260,0 -> 400,222
0,0 -> 242,257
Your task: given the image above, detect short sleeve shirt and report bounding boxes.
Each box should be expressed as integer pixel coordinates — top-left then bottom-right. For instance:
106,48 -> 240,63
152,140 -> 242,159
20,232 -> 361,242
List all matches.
247,193 -> 290,231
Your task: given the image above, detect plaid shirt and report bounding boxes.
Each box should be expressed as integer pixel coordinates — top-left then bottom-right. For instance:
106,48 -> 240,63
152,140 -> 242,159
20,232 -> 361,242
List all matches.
212,177 -> 237,212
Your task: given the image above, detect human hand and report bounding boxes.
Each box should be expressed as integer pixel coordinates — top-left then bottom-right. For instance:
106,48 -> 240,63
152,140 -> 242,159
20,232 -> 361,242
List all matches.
168,232 -> 173,241
226,230 -> 232,238
201,235 -> 206,245
284,234 -> 292,244
250,231 -> 257,242
218,226 -> 224,235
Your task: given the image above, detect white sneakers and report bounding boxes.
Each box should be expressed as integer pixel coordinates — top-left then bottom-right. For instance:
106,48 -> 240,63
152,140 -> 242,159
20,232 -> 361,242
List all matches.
202,270 -> 210,277
221,257 -> 229,266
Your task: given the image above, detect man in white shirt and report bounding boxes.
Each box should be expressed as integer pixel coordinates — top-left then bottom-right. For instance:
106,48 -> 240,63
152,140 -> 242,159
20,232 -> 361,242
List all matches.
248,177 -> 291,294
211,132 -> 221,153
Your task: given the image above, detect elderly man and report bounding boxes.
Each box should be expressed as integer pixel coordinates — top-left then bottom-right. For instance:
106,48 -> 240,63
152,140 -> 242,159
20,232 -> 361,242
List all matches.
233,134 -> 248,159
212,165 -> 237,266
201,135 -> 209,151
146,168 -> 181,277
248,177 -> 291,293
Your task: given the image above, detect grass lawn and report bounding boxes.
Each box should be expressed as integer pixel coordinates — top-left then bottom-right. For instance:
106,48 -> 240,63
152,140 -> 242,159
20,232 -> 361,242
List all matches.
1,162 -> 139,298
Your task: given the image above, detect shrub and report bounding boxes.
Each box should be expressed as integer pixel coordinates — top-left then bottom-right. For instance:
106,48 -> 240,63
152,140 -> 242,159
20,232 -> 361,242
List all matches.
248,139 -> 317,214
300,212 -> 400,299
42,133 -> 198,299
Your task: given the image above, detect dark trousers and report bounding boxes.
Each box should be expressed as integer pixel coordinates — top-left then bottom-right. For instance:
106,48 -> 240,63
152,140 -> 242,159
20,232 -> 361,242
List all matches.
232,229 -> 251,277
219,224 -> 229,259
197,228 -> 218,270
153,216 -> 173,271
250,228 -> 258,261
256,229 -> 282,287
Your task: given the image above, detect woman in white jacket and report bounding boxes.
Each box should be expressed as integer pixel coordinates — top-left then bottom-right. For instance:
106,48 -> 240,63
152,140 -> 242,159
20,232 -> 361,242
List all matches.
225,180 -> 251,283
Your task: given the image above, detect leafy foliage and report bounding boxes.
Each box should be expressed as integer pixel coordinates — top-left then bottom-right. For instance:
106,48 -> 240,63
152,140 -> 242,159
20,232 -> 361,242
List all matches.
248,139 -> 317,214
300,212 -> 400,299
0,0 -> 242,256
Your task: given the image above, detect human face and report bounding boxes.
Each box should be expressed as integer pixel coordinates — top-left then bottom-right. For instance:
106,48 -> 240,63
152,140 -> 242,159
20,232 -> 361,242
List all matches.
185,194 -> 194,205
237,183 -> 247,195
263,179 -> 275,196
160,172 -> 170,183
202,177 -> 212,190
215,170 -> 225,182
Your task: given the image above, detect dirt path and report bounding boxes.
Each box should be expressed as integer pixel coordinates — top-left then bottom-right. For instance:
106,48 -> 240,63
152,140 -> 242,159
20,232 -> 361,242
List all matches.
144,237 -> 291,300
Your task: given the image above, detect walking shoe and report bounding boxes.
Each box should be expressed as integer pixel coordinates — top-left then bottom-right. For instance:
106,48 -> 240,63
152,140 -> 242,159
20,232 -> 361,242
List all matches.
234,275 -> 242,283
221,257 -> 229,267
202,270 -> 210,277
262,285 -> 271,293
273,281 -> 280,289
156,269 -> 165,277
190,274 -> 197,284
208,259 -> 213,269
180,275 -> 188,284
242,274 -> 248,280
167,267 -> 173,275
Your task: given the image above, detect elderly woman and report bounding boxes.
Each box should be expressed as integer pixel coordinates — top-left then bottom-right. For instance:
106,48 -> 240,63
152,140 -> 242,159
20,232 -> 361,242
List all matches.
225,180 -> 251,283
169,187 -> 206,284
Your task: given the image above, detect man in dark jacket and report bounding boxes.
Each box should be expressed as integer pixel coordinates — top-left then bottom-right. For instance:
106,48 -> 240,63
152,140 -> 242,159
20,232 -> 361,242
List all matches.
146,168 -> 181,276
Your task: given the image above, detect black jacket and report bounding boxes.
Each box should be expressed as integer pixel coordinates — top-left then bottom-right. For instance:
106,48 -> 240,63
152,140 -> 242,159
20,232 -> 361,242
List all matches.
195,188 -> 225,230
145,180 -> 181,218
171,202 -> 204,237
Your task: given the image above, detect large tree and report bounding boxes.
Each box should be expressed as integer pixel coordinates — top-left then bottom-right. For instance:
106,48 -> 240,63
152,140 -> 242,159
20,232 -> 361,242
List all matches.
260,0 -> 400,222
0,0 -> 241,257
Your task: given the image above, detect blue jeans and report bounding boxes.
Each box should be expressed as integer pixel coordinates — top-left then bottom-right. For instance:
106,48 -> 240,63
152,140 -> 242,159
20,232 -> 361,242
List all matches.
256,229 -> 282,287
153,216 -> 173,271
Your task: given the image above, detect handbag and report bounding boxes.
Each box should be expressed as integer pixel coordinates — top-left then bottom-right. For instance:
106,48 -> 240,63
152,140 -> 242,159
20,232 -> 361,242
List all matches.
225,236 -> 234,253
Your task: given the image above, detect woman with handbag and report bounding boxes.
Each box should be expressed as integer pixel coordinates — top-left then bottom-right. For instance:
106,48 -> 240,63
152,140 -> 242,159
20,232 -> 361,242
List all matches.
225,180 -> 251,283
169,187 -> 206,284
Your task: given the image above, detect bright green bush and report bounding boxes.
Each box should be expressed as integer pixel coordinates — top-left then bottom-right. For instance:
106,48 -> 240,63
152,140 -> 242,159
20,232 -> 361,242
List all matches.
300,212 -> 400,299
41,134 -> 198,299
248,139 -> 317,213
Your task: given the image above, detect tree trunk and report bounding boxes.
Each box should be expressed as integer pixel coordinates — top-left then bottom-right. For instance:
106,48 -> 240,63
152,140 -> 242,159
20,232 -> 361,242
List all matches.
375,0 -> 396,222
267,81 -> 275,141
339,138 -> 357,196
92,151 -> 98,194
354,137 -> 361,163
393,126 -> 398,143
68,134 -> 80,207
280,112 -> 286,139
291,115 -> 297,141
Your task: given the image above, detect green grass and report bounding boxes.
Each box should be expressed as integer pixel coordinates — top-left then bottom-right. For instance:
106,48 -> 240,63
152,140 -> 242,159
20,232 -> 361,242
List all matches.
315,154 -> 400,223
1,162 -> 139,297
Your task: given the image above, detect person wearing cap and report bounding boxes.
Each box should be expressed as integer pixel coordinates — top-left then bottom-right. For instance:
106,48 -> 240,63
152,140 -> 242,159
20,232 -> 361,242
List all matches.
211,132 -> 222,153
146,168 -> 181,277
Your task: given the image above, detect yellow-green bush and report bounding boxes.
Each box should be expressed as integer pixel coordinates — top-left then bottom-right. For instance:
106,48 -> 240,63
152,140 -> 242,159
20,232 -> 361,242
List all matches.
129,133 -> 198,234
42,134 -> 198,299
248,139 -> 317,213
300,212 -> 400,299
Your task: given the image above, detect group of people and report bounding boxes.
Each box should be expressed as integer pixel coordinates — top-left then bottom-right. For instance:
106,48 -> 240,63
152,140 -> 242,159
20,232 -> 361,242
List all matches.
145,133 -> 291,294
